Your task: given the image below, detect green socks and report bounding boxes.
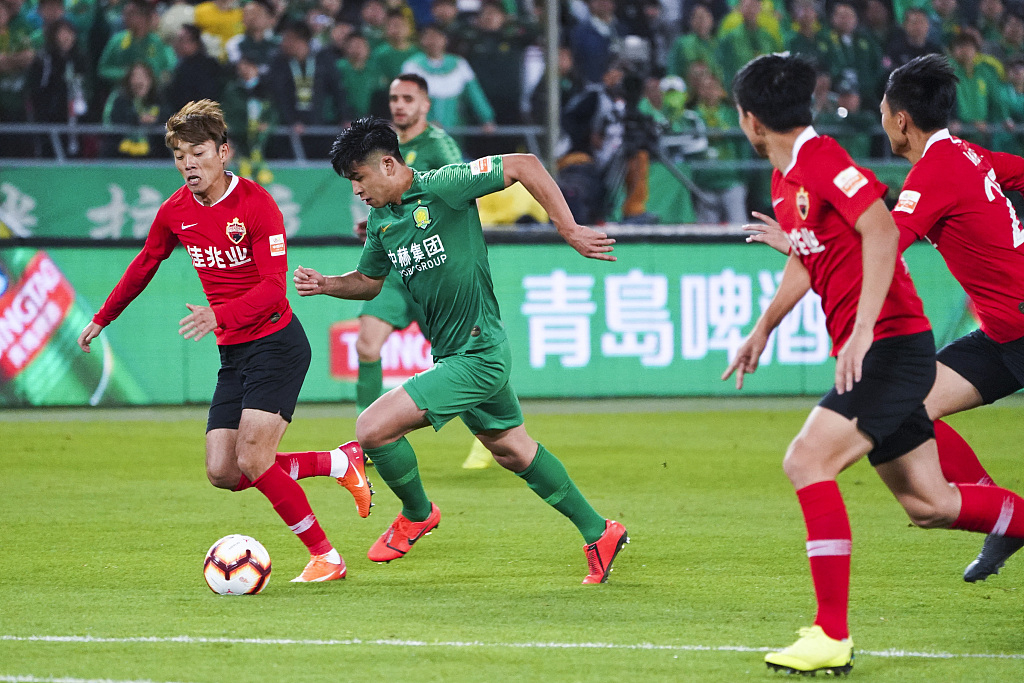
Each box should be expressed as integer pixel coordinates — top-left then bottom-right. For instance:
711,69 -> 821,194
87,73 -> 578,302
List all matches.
364,437 -> 432,522
356,359 -> 383,413
516,444 -> 606,544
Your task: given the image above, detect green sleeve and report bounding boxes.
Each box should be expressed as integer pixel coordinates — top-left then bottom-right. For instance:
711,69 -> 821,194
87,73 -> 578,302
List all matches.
356,219 -> 393,278
97,34 -> 128,83
425,156 -> 506,206
436,132 -> 463,166
463,74 -> 495,124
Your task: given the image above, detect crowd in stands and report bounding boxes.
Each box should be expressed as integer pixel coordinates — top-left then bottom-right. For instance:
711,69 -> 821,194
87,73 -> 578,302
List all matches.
2,0 -> 1024,220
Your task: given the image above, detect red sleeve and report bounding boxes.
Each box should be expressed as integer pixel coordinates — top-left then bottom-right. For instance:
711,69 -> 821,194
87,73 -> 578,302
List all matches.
210,187 -> 288,330
891,161 -> 955,252
808,147 -> 886,228
93,214 -> 178,326
988,150 -> 1024,193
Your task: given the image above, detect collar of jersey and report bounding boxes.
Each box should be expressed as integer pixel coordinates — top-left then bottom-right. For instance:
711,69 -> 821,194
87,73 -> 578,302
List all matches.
783,126 -> 818,177
191,172 -> 239,207
922,128 -> 952,158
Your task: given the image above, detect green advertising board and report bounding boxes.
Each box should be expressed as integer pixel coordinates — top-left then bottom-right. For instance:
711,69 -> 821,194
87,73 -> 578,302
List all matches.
0,242 -> 969,407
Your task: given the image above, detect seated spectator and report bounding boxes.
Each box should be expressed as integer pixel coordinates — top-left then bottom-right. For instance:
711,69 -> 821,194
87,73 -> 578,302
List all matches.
102,61 -> 166,158
28,0 -> 65,49
865,0 -> 896,48
401,24 -> 495,132
638,74 -> 709,160
927,0 -> 963,47
991,11 -> 1024,64
787,0 -> 829,72
268,20 -> 346,156
430,0 -> 464,40
569,0 -> 624,84
225,0 -> 280,75
193,0 -> 244,61
949,31 -> 1004,144
165,24 -> 225,113
669,2 -> 721,81
359,0 -> 388,50
529,45 -> 583,126
0,0 -> 35,156
715,0 -> 782,88
825,1 -> 885,109
96,0 -> 176,93
815,76 -> 875,158
461,0 -> 538,126
884,7 -> 943,72
975,0 -> 1003,48
366,10 -> 421,111
222,55 -> 279,181
337,33 -> 375,119
717,0 -> 788,47
27,17 -> 90,156
688,72 -> 747,224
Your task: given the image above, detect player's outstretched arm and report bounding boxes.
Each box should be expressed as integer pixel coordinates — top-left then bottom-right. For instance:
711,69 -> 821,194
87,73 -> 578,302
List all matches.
837,199 -> 898,394
723,254 -> 811,389
77,322 -> 105,353
293,265 -> 384,300
501,153 -> 616,262
744,211 -> 790,255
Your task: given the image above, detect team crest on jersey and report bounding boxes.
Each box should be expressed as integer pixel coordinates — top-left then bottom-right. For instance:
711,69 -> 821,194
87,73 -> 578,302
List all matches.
225,217 -> 246,244
796,187 -> 810,220
406,150 -> 418,166
413,205 -> 431,229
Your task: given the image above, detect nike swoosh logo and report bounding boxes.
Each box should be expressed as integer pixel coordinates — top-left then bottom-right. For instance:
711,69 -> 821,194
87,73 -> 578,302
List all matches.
381,223 -> 392,233
350,464 -> 365,489
772,198 -> 784,208
181,222 -> 198,230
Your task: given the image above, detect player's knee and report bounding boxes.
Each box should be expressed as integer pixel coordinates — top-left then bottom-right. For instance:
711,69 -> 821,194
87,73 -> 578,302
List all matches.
355,333 -> 383,362
355,412 -> 385,450
206,464 -> 238,490
901,496 -> 955,528
782,439 -> 816,484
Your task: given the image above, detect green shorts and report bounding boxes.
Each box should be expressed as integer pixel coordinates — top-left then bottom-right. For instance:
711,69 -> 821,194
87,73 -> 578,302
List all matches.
359,270 -> 424,330
404,339 -> 524,434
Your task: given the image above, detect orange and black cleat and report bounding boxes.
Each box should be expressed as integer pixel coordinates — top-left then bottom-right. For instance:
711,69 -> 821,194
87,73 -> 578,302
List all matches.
336,440 -> 374,518
582,519 -> 629,584
291,553 -> 347,582
367,503 -> 441,563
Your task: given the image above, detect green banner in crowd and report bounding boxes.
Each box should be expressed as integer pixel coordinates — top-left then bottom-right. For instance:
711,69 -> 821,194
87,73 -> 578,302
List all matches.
0,165 -> 357,239
0,242 -> 968,407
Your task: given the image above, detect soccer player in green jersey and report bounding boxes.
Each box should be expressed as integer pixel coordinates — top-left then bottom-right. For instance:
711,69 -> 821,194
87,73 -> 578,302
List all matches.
356,73 -> 492,469
294,117 -> 629,584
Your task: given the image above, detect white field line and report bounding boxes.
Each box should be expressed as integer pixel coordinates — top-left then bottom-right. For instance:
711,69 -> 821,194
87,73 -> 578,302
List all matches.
2,634 -> 1023,660
0,677 -> 190,683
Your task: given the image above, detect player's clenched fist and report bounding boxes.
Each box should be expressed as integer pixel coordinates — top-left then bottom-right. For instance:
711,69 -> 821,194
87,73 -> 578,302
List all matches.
293,265 -> 326,296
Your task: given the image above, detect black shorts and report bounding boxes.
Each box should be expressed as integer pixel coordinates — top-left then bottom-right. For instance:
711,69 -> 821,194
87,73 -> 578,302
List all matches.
819,330 -> 936,466
936,329 -> 1024,405
206,315 -> 311,432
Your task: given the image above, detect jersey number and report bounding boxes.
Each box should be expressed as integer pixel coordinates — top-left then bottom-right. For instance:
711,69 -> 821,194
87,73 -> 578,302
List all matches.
984,169 -> 1024,248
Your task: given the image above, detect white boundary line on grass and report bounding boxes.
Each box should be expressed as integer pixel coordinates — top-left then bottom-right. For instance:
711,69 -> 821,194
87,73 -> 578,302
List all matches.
3,634 -> 1024,660
0,677 -> 190,683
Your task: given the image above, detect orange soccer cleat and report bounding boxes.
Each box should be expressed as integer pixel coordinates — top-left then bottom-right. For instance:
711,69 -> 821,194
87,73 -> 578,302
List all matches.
290,553 -> 347,582
367,503 -> 441,562
582,520 -> 629,584
336,441 -> 374,518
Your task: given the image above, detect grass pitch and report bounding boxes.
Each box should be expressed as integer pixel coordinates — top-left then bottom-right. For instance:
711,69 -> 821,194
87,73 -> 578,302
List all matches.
1,400 -> 1022,682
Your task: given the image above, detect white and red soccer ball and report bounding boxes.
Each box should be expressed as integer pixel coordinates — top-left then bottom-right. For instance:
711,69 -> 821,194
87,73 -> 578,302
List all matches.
203,534 -> 271,595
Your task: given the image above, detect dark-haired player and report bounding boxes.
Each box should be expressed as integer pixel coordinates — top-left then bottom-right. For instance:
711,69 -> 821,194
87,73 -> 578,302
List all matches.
78,100 -> 371,584
723,54 -> 1024,675
746,54 -> 1024,583
293,117 -> 629,584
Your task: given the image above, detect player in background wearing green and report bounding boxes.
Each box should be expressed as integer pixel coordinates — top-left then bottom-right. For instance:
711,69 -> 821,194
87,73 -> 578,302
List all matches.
353,73 -> 492,470
294,117 -> 629,584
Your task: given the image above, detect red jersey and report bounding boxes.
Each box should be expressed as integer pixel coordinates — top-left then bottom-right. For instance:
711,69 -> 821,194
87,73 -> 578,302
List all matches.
773,128 -> 930,354
893,131 -> 1024,343
93,174 -> 293,345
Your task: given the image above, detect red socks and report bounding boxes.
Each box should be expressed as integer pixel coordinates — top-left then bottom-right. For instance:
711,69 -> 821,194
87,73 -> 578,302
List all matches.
953,484 -> 1024,537
252,464 -> 332,556
235,450 -> 332,491
935,420 -> 995,486
796,481 -> 851,641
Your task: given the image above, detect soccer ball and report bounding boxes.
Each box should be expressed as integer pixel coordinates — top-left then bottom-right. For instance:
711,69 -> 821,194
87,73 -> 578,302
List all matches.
203,534 -> 271,595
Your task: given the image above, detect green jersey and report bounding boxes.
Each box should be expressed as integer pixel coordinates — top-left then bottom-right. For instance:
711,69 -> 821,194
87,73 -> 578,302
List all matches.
358,156 -> 506,357
400,125 -> 463,172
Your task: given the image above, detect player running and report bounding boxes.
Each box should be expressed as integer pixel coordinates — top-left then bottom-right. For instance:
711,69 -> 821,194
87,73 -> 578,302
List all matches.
77,100 -> 370,584
293,117 -> 629,584
354,73 -> 492,470
723,54 -> 1024,676
745,55 -> 1024,583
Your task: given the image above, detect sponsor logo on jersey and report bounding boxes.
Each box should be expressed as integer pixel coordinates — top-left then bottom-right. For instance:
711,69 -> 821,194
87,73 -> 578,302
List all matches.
269,233 -> 285,256
225,217 -> 246,244
796,187 -> 810,220
469,157 -> 491,176
894,190 -> 921,214
833,166 -> 868,198
413,206 -> 431,230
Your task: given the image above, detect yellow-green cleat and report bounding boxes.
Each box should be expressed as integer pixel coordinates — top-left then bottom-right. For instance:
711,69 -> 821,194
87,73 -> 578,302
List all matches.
765,625 -> 853,676
461,438 -> 493,469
